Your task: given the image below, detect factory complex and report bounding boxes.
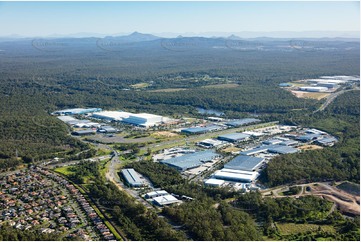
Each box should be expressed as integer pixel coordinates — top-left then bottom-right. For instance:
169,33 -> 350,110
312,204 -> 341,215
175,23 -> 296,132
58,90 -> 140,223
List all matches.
199,125 -> 338,189
279,75 -> 359,93
160,150 -> 221,171
54,108 -> 172,128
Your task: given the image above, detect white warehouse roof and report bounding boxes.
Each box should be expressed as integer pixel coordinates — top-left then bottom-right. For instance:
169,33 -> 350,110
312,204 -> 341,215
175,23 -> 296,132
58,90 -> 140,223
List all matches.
92,111 -> 133,121
153,195 -> 180,206
204,178 -> 225,187
214,169 -> 259,182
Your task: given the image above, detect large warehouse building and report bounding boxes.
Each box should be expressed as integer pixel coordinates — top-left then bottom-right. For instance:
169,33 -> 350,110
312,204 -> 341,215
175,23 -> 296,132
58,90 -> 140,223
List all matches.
121,169 -> 143,187
53,108 -> 102,116
225,118 -> 261,127
160,150 -> 220,171
122,113 -> 167,127
299,86 -> 328,92
217,133 -> 250,143
224,155 -> 265,171
214,169 -> 259,183
92,111 -> 132,121
92,111 -> 169,127
181,125 -> 223,135
241,145 -> 299,156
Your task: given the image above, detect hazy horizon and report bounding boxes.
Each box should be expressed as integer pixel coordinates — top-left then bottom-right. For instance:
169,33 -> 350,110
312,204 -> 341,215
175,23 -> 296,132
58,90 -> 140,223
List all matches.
0,1 -> 359,39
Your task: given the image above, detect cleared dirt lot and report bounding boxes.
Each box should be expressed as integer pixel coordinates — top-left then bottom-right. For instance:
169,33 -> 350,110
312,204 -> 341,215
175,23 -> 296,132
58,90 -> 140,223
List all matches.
298,144 -> 324,150
291,90 -> 331,100
262,182 -> 360,216
308,183 -> 360,216
152,131 -> 179,138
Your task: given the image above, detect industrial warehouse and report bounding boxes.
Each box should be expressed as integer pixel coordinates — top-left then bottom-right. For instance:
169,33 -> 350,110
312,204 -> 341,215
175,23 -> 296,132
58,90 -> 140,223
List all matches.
92,110 -> 170,128
217,133 -> 250,143
54,108 -> 172,128
160,150 -> 221,171
121,168 -> 143,187
279,75 -> 359,95
200,125 -> 339,188
52,107 -> 102,116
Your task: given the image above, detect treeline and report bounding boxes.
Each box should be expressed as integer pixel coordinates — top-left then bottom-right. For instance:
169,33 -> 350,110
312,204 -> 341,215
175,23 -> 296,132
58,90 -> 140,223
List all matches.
0,91 -> 88,170
0,224 -> 61,241
164,200 -> 261,241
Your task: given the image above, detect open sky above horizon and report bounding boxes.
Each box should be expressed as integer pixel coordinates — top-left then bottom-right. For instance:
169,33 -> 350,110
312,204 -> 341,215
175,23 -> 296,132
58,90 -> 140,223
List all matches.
0,1 -> 359,37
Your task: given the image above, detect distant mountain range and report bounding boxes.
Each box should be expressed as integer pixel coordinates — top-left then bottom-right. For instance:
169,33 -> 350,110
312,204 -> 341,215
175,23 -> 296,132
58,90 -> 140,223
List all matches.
0,30 -> 359,41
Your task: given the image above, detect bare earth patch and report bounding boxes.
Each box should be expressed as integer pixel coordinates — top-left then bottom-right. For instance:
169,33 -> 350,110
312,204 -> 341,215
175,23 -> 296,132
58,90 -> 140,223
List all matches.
201,83 -> 239,88
298,145 -> 324,151
310,183 -> 360,216
152,131 -> 179,138
291,90 -> 330,100
148,88 -> 187,92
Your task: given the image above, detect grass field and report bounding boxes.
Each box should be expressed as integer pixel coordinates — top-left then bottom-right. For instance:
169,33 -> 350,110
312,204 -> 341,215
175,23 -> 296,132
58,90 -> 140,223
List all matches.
130,82 -> 150,88
148,88 -> 187,92
201,83 -> 239,88
54,166 -> 74,176
291,90 -> 330,100
298,145 -> 323,151
276,223 -> 335,235
221,146 -> 242,153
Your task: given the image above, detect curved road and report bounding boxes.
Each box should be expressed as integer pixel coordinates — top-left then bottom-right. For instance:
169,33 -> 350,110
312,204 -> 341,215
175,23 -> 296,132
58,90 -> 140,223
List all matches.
313,86 -> 359,114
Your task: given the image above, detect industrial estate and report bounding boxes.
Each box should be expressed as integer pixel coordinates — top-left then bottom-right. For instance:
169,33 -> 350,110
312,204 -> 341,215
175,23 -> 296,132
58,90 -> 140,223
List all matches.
51,104 -> 339,197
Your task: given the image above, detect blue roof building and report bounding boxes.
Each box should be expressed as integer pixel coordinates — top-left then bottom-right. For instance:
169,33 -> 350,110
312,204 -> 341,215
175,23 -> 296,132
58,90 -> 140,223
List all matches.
316,137 -> 338,146
296,134 -> 321,142
241,145 -> 299,155
181,125 -> 223,135
225,118 -> 261,127
217,133 -> 250,143
267,146 -> 299,154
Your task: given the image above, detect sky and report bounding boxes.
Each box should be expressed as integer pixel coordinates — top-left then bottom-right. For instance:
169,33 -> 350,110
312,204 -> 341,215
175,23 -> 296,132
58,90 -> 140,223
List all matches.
0,1 -> 359,37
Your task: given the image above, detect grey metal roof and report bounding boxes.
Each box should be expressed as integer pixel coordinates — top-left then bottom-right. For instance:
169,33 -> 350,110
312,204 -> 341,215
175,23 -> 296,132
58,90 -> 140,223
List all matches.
241,144 -> 299,155
72,129 -> 96,135
296,134 -> 321,141
218,133 -> 250,142
317,137 -> 337,144
224,155 -> 264,171
279,140 -> 298,146
121,169 -> 143,186
161,150 -> 219,171
225,118 -> 261,127
240,146 -> 271,155
263,139 -> 282,145
268,146 -> 299,154
181,125 -> 222,134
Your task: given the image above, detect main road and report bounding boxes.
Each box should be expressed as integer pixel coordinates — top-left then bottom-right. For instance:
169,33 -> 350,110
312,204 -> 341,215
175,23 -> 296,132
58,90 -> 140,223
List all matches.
313,85 -> 359,114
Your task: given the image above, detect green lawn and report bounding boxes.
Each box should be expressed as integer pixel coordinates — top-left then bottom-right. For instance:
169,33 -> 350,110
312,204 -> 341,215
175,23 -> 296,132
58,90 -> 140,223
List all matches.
54,166 -> 75,176
277,223 -> 335,235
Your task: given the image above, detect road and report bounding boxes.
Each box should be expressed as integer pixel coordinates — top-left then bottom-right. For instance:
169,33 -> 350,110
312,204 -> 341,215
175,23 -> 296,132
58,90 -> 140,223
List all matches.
313,86 -> 359,113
